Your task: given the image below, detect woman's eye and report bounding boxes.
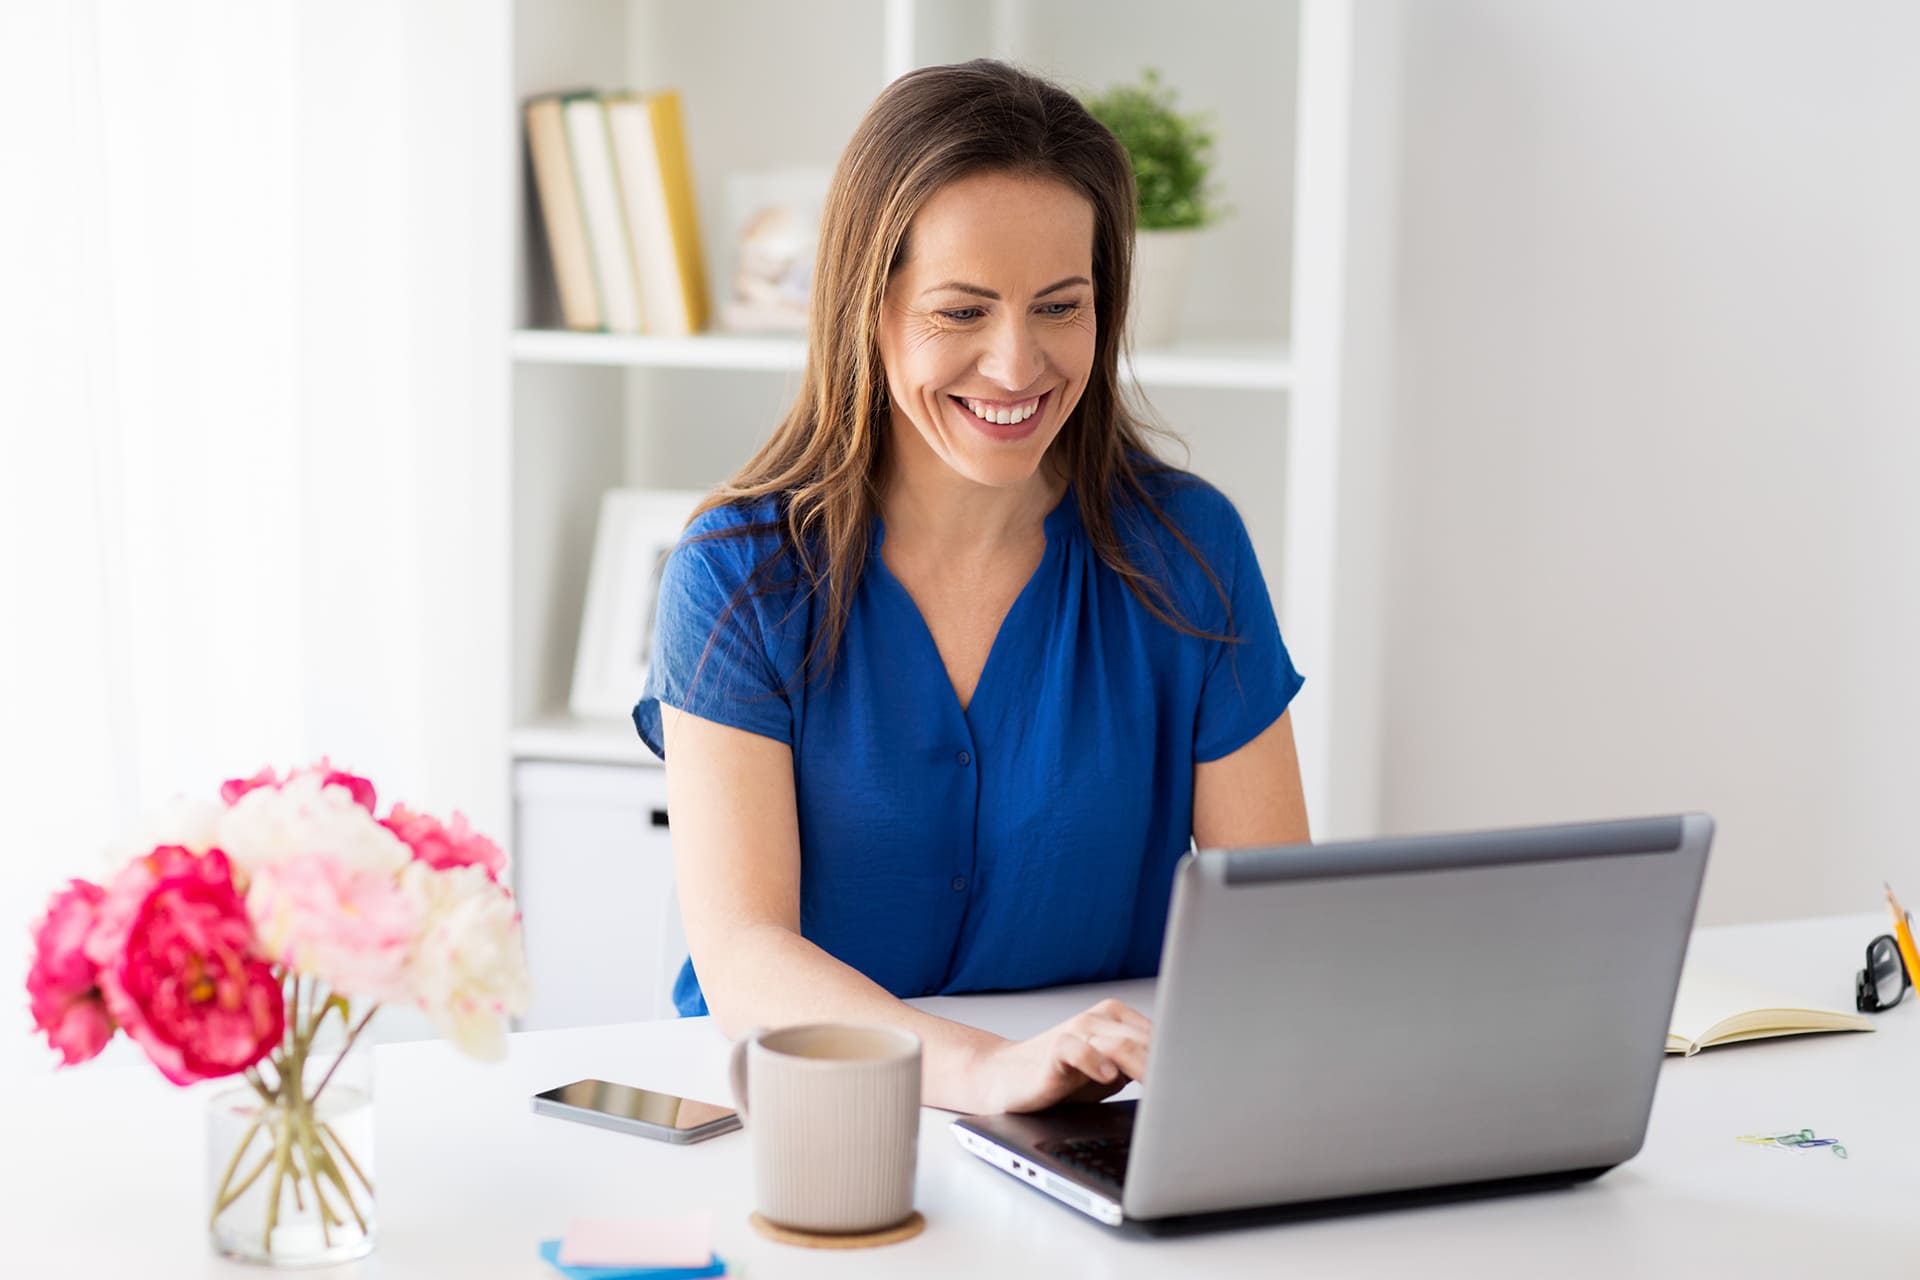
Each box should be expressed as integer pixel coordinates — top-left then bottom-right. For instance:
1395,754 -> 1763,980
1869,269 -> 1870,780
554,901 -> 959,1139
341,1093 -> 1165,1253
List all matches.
939,307 -> 984,322
1039,302 -> 1080,318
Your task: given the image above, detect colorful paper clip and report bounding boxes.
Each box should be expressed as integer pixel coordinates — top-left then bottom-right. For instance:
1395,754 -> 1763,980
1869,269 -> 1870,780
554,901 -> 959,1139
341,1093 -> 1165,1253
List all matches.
1734,1128 -> 1847,1158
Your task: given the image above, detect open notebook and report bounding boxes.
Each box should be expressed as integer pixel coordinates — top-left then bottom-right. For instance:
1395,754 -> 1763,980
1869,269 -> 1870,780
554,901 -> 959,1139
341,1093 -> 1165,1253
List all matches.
1666,962 -> 1874,1055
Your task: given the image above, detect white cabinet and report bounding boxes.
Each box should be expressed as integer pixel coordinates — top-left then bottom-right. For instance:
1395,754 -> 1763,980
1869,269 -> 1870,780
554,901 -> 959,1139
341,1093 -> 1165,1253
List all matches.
485,0 -> 1384,1029
512,760 -> 685,1027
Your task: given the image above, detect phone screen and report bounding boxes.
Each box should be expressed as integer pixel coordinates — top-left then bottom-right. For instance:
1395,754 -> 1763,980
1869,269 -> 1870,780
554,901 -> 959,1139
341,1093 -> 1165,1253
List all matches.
534,1079 -> 736,1132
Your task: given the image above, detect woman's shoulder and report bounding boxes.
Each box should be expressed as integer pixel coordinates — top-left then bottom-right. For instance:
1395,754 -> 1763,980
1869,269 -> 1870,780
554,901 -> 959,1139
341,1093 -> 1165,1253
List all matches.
1114,459 -> 1249,557
1102,459 -> 1259,632
674,494 -> 791,575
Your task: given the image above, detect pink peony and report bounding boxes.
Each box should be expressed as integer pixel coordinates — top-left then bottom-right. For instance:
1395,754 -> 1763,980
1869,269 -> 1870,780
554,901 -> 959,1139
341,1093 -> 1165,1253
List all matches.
221,759 -> 377,813
115,854 -> 284,1085
84,845 -> 211,981
26,879 -> 116,1065
247,853 -> 418,1001
382,805 -> 507,882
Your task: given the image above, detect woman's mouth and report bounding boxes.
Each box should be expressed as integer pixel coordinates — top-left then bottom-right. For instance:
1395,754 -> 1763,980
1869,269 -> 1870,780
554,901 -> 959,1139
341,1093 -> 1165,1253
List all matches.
949,389 -> 1051,441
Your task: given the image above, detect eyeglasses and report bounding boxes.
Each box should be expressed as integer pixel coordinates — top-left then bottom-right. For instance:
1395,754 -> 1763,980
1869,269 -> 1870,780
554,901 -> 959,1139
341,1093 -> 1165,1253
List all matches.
1855,931 -> 1912,1013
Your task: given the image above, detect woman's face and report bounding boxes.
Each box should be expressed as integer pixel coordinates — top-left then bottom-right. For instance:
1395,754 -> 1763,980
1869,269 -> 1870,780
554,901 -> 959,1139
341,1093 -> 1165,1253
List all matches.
877,171 -> 1097,493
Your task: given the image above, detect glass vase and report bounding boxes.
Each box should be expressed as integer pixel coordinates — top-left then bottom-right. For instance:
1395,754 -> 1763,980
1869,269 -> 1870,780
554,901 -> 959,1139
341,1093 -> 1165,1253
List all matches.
207,1039 -> 376,1266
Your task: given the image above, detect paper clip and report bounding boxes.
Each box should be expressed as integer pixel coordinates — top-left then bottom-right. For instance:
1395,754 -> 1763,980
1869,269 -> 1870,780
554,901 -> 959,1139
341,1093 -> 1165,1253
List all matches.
1734,1128 -> 1847,1158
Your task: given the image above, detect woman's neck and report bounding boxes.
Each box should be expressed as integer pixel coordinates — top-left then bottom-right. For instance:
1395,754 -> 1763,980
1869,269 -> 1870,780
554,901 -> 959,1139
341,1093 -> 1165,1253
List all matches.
878,440 -> 1064,562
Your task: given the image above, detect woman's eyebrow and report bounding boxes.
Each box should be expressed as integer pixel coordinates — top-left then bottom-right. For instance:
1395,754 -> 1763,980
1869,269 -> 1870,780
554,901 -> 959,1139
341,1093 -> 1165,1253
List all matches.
918,275 -> 1092,301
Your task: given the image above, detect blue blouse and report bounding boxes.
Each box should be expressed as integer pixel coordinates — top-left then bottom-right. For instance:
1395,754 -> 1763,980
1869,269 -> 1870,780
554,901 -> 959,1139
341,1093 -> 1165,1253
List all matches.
633,469 -> 1303,1016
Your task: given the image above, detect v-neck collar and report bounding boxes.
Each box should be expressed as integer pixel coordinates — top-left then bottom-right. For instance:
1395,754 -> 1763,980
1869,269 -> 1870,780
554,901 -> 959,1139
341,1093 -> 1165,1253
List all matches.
868,486 -> 1074,719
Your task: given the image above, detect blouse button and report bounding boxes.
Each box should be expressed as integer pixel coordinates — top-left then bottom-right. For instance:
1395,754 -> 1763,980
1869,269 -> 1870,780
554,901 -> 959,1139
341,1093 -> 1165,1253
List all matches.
951,875 -> 967,893
956,750 -> 972,766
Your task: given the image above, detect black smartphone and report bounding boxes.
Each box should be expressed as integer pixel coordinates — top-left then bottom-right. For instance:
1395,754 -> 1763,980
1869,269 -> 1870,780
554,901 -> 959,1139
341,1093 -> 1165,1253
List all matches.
531,1078 -> 741,1144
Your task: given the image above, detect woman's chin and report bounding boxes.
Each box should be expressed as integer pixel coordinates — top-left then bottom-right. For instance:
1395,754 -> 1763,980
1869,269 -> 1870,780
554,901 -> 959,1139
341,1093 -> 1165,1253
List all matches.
940,440 -> 1057,492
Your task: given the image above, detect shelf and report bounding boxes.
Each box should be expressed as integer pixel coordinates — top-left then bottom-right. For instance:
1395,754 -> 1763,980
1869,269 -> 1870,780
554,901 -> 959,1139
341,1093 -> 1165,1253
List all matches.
509,329 -> 1293,391
510,712 -> 663,768
511,329 -> 806,372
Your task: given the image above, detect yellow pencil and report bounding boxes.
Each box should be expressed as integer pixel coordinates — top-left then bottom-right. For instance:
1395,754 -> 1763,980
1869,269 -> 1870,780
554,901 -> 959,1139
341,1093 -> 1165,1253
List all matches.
1885,882 -> 1920,1001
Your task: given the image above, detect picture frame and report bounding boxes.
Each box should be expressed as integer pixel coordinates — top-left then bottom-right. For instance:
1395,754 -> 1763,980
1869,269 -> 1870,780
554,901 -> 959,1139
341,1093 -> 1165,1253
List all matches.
717,166 -> 832,333
568,488 -> 707,722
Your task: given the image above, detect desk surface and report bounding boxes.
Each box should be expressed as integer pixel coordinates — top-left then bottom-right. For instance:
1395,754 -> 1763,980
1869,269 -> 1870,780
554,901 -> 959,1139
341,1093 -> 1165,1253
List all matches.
5,913 -> 1916,1277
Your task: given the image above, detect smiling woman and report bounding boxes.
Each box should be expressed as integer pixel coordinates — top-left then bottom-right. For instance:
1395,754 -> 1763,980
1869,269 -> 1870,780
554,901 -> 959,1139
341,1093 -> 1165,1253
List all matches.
631,59 -> 1310,1117
879,171 -> 1096,493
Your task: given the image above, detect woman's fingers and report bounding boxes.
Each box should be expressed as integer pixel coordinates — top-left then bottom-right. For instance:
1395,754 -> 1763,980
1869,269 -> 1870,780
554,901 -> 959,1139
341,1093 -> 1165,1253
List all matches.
1087,998 -> 1153,1033
1086,1031 -> 1148,1081
1059,1015 -> 1150,1085
1053,1030 -> 1119,1085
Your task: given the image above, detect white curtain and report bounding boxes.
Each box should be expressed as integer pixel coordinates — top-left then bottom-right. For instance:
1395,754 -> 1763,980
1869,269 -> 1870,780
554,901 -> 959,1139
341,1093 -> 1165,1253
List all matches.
1,0 -> 496,1075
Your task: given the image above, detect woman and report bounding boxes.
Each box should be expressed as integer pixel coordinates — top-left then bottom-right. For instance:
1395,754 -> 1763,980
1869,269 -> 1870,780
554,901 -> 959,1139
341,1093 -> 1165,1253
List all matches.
634,60 -> 1309,1115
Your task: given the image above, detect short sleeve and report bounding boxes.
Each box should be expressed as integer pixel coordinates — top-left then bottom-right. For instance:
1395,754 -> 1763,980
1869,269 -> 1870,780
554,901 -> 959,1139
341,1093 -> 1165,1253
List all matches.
1180,490 -> 1306,763
632,526 -> 794,758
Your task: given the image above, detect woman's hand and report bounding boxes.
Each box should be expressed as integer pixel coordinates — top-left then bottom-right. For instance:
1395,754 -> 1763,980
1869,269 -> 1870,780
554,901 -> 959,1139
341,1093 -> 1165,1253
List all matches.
968,998 -> 1153,1115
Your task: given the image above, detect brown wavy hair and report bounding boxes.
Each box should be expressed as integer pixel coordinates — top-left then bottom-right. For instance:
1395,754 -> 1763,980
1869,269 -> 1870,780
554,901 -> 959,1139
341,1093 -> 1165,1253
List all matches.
692,58 -> 1229,684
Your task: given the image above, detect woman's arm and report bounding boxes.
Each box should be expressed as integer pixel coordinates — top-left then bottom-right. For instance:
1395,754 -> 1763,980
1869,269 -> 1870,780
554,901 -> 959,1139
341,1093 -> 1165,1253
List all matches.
661,705 -> 1150,1114
1192,708 -> 1312,849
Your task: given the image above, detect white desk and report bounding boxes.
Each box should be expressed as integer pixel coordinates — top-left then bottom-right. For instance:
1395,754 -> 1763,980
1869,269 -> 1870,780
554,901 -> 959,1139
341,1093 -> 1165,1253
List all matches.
6,913 -> 1916,1277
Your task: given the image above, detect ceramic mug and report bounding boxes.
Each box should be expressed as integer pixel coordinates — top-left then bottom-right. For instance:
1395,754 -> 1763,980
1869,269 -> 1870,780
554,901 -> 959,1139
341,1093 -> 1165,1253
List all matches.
727,1023 -> 922,1233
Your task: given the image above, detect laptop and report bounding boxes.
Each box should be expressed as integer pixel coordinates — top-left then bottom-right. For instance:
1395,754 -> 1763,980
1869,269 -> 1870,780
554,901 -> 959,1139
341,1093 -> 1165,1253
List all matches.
952,814 -> 1714,1228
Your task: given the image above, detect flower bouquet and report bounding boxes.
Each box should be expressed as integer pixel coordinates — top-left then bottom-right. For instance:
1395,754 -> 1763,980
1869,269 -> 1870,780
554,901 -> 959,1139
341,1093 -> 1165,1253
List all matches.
25,761 -> 531,1266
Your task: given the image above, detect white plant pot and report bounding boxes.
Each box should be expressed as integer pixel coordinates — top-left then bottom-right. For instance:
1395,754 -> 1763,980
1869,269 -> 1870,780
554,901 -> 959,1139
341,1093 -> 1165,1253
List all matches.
1128,227 -> 1198,349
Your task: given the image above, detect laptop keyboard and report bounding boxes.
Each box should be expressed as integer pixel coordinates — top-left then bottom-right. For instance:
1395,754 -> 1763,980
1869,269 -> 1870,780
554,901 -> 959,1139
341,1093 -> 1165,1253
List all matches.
1039,1135 -> 1131,1188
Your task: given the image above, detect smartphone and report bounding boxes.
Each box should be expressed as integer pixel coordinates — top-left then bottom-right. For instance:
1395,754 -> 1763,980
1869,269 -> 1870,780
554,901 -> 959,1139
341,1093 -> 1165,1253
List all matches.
531,1078 -> 741,1144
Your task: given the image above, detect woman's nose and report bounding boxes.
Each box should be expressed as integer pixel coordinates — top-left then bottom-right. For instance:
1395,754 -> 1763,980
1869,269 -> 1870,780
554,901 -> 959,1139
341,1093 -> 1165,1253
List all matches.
977,316 -> 1046,392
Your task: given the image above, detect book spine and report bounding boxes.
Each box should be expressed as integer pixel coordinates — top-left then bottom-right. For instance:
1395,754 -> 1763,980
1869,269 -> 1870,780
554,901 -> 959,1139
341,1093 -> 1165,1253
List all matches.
524,96 -> 601,332
607,95 -> 675,337
648,91 -> 710,335
563,94 -> 645,334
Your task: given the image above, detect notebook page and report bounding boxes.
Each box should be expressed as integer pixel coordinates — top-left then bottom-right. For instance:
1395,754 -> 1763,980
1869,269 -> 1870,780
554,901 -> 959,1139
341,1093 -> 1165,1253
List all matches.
1668,961 -> 1869,1052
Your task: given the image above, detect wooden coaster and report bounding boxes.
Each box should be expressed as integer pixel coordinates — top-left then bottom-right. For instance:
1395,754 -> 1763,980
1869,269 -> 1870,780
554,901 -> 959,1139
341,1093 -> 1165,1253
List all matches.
749,1210 -> 926,1249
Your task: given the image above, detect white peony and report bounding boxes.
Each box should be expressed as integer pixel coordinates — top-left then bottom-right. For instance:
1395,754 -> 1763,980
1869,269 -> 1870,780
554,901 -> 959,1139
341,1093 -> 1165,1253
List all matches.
215,773 -> 412,877
398,861 -> 532,1061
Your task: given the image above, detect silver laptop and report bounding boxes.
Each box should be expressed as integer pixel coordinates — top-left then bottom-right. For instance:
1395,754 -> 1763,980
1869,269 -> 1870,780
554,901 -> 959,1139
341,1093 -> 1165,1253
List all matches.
952,814 -> 1714,1227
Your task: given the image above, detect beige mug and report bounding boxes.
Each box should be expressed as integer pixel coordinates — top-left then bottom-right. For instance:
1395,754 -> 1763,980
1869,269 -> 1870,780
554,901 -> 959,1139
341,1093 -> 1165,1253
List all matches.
727,1023 -> 922,1234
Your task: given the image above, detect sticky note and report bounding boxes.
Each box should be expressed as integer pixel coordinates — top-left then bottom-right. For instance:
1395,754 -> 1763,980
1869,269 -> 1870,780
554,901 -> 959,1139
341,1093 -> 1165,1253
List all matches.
537,1239 -> 726,1280
560,1213 -> 713,1268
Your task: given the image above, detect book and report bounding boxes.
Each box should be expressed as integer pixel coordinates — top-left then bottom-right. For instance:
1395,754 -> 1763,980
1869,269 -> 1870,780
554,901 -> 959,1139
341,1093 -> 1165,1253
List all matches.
1665,962 -> 1873,1055
524,95 -> 601,331
562,93 -> 645,334
606,90 -> 709,335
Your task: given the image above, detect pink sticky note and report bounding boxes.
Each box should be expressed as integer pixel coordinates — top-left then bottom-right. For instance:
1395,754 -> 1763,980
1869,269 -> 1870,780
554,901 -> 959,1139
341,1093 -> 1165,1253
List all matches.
559,1214 -> 714,1269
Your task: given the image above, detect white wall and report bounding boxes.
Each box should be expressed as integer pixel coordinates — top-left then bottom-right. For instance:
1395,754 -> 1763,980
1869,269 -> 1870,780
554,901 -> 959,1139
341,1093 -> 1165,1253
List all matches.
1,0 -> 508,1076
1382,0 -> 1920,923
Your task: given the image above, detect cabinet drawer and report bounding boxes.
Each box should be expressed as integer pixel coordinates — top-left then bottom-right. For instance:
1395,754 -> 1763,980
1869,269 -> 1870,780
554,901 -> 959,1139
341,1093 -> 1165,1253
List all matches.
512,761 -> 683,1029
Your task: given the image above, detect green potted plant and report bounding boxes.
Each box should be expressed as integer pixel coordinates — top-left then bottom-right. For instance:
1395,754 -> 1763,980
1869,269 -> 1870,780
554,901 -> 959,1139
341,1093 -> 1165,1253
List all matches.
1082,69 -> 1223,347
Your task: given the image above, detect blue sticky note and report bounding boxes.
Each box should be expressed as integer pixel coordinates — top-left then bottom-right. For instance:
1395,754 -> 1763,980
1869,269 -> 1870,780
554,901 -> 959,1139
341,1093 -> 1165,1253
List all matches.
536,1239 -> 727,1279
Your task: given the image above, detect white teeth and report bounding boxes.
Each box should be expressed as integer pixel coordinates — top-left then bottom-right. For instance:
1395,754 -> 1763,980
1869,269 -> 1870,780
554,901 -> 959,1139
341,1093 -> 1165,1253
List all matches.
960,395 -> 1040,425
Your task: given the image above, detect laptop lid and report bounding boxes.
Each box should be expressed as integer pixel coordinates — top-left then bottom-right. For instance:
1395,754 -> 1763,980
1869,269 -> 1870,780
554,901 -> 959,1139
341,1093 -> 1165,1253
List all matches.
1122,813 -> 1712,1220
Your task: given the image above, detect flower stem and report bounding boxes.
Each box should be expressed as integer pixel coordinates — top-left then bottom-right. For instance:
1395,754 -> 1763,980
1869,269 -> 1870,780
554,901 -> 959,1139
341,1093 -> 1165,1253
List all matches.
299,1140 -> 335,1248
320,1121 -> 375,1197
245,1066 -> 278,1106
306,1005 -> 378,1105
263,1114 -> 293,1255
301,1110 -> 364,1236
207,1114 -> 263,1226
209,1142 -> 274,1225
